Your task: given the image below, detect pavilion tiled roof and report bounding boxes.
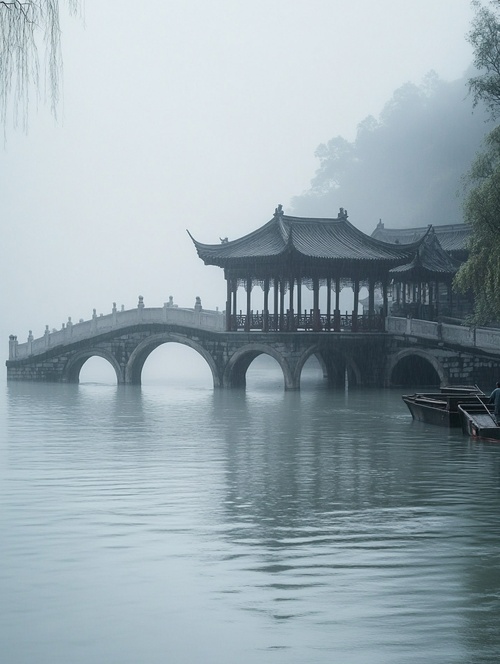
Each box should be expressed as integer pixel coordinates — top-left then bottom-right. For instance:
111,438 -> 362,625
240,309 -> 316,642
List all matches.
188,207 -> 421,267
389,228 -> 461,278
371,221 -> 470,254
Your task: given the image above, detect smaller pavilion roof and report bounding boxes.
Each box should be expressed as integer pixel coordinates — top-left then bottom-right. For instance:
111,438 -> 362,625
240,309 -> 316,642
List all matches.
371,220 -> 470,255
389,228 -> 461,279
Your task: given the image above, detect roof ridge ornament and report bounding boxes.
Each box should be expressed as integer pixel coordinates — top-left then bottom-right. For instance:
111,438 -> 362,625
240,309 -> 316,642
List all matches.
339,207 -> 348,219
274,203 -> 284,218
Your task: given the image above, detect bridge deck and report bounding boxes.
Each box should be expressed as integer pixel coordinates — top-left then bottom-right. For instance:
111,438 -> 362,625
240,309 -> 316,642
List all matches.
7,305 -> 500,363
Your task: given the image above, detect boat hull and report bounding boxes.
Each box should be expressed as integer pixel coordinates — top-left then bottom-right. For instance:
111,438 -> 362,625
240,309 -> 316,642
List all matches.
402,387 -> 484,428
403,396 -> 459,427
458,404 -> 500,442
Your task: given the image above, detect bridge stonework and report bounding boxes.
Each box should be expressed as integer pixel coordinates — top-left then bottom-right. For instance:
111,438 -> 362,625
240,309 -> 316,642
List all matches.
6,309 -> 500,390
386,336 -> 500,388
6,324 -> 389,389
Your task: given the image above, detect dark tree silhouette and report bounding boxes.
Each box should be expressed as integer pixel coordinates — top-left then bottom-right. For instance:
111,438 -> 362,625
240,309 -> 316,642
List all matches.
455,1 -> 500,323
468,0 -> 500,118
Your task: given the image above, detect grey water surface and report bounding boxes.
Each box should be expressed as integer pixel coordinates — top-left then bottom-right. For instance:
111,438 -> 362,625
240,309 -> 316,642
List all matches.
2,366 -> 500,664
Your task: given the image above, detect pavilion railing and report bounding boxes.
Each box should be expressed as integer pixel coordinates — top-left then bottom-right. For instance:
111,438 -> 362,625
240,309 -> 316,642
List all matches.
231,311 -> 385,332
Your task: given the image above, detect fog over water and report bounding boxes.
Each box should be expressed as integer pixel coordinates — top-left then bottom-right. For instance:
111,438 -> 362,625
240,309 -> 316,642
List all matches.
1,0 -> 477,352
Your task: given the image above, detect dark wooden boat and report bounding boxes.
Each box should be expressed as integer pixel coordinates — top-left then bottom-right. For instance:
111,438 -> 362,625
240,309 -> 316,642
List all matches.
402,385 -> 484,427
458,402 -> 500,441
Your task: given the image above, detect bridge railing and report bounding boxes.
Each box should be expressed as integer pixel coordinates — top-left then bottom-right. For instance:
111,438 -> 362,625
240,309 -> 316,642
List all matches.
232,311 -> 385,332
11,308 -> 500,362
387,316 -> 500,355
9,302 -> 225,360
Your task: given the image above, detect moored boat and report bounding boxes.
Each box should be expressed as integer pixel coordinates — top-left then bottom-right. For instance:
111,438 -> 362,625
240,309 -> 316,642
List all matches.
402,385 -> 484,427
458,402 -> 500,441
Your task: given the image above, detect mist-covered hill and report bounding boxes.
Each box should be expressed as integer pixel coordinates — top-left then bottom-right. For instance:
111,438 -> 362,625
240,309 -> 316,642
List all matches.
291,70 -> 492,233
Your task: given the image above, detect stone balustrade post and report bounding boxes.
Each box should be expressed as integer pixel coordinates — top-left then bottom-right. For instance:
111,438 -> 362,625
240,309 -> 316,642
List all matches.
194,296 -> 202,325
27,330 -> 33,355
137,295 -> 144,321
65,317 -> 73,339
9,335 -> 18,360
91,309 -> 97,333
112,302 -> 117,326
44,325 -> 50,347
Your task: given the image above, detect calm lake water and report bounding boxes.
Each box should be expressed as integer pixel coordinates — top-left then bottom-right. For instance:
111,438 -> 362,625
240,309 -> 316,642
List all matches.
2,358 -> 500,664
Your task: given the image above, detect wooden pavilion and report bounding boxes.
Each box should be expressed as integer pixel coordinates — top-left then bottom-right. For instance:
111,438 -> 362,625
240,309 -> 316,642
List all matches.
371,219 -> 470,262
389,228 -> 462,319
371,220 -> 470,319
189,206 -> 460,332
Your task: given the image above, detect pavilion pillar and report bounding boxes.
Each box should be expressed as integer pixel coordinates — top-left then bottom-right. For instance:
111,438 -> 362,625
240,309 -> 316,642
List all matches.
279,279 -> 285,331
382,279 -> 388,319
434,280 -> 439,318
334,276 -> 341,332
313,277 -> 321,331
352,279 -> 359,332
245,277 -> 252,332
288,277 -> 295,330
326,277 -> 332,330
232,282 -> 238,330
263,277 -> 269,332
448,279 -> 453,316
273,277 -> 279,331
297,277 -> 302,329
368,277 -> 375,317
226,278 -> 232,331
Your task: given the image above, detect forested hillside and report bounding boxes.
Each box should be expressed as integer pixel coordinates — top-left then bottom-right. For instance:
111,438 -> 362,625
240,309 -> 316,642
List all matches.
291,70 -> 491,233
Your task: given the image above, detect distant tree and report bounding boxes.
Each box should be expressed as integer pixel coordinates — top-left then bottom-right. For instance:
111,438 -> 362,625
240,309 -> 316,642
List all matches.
0,0 -> 79,131
291,72 -> 490,231
468,0 -> 500,118
454,1 -> 500,323
454,128 -> 500,323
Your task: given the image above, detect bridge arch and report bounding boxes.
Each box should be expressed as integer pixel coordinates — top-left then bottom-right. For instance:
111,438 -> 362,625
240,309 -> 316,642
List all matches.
64,350 -> 125,384
294,346 -> 361,388
125,333 -> 221,386
386,348 -> 446,387
223,343 -> 295,389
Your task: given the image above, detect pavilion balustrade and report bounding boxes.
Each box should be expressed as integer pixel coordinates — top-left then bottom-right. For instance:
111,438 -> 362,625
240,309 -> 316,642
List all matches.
230,311 -> 384,332
225,271 -> 389,333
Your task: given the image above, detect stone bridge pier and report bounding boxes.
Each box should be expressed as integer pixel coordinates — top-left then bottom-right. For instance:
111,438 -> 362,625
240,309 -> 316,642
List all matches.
218,333 -> 388,389
6,324 -> 390,390
9,310 -> 500,390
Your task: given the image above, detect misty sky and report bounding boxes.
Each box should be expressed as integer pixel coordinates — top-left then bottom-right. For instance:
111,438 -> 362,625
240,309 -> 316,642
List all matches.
1,0 -> 477,348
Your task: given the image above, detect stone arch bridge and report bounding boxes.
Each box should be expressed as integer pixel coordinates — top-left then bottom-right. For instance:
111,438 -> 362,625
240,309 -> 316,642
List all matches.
6,301 -> 500,389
